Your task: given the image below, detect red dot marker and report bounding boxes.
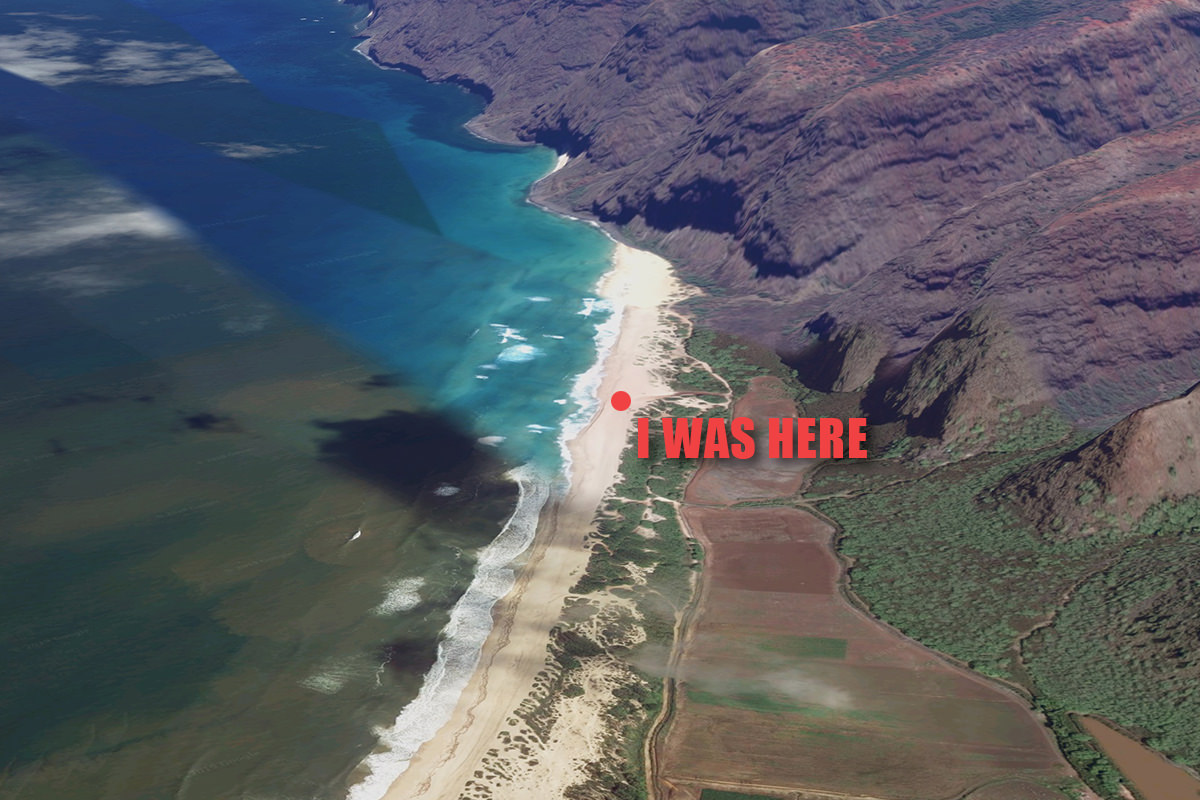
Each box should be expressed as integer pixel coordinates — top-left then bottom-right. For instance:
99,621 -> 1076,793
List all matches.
610,391 -> 631,411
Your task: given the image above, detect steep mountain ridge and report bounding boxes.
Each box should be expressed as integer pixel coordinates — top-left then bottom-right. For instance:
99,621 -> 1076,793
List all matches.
359,0 -> 928,144
517,0 -> 931,166
362,0 -> 1200,436
1005,382 -> 1200,539
573,0 -> 1200,290
359,0 -> 651,140
807,114 -> 1200,435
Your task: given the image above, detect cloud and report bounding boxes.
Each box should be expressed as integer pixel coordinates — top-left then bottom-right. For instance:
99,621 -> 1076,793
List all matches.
0,207 -> 183,258
203,142 -> 324,160
93,39 -> 242,86
221,312 -> 272,334
27,264 -> 142,297
759,669 -> 853,710
0,172 -> 186,259
0,24 -> 243,87
0,27 -> 90,85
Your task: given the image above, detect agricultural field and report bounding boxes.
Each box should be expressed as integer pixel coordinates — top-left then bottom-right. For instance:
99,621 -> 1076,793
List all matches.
653,378 -> 1074,800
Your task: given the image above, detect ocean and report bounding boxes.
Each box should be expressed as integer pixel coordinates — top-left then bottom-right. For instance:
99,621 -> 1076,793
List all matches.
0,1 -> 614,797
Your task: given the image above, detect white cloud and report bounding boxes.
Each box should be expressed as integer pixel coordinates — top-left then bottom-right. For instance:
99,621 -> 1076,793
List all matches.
203,142 -> 324,160
27,264 -> 142,297
0,27 -> 89,85
0,208 -> 184,257
0,24 -> 243,87
93,39 -> 242,85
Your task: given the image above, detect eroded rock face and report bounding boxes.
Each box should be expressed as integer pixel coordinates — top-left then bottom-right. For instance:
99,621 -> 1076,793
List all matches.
1003,383 -> 1200,539
584,0 -> 1200,287
520,0 -> 929,167
362,0 -> 1200,435
809,117 -> 1200,430
361,0 -> 930,147
359,0 -> 652,141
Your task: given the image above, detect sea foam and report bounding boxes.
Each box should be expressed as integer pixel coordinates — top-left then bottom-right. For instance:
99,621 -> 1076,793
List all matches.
557,293 -> 621,485
346,465 -> 549,800
372,577 -> 426,615
496,343 -> 541,363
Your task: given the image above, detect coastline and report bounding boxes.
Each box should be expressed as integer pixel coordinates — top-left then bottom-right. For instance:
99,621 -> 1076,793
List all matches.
348,25 -> 687,796
374,240 -> 682,800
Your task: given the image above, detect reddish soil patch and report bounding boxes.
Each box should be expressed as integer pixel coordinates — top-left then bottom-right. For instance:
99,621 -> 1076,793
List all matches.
686,377 -> 812,505
656,377 -> 1073,800
707,540 -> 834,594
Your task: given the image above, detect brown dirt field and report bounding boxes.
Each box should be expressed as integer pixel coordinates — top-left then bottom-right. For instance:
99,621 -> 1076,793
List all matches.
685,377 -> 812,504
707,540 -> 834,594
965,780 -> 1075,800
654,376 -> 1074,800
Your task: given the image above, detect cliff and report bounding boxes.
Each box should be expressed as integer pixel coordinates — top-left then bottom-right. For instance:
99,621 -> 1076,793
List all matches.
362,0 -> 1200,438
359,0 -> 650,141
359,0 -> 927,144
814,113 -> 1200,441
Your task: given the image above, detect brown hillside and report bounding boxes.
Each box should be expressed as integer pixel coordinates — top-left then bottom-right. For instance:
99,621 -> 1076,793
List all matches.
1004,382 -> 1200,539
364,0 -> 1200,431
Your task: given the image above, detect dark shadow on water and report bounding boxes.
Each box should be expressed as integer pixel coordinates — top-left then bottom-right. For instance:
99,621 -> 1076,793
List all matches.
315,409 -> 494,497
313,409 -> 520,530
379,637 -> 440,677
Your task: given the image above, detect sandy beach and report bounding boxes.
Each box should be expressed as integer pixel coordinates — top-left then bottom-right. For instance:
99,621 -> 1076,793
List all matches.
379,241 -> 683,800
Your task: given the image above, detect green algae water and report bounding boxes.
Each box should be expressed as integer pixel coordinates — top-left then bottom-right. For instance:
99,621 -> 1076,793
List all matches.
0,1 -> 614,797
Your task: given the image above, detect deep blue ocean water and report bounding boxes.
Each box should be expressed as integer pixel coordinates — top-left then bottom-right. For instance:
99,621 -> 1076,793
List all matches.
0,1 -> 613,797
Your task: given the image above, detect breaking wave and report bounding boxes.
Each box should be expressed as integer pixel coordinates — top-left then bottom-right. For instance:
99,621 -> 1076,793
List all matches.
345,465 -> 549,800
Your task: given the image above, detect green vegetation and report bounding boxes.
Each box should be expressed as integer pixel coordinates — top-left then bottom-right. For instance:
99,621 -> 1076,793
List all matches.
1038,703 -> 1126,800
687,687 -> 808,715
754,635 -> 847,660
990,404 -> 1075,454
945,0 -> 1053,41
684,327 -> 808,401
671,357 -> 727,395
607,313 -> 1200,799
557,328 -> 823,798
558,318 -> 1200,800
698,789 -> 780,800
554,396 -> 704,800
817,448 -> 1098,676
612,400 -> 703,506
815,427 -> 1200,798
573,399 -> 702,652
1028,539 -> 1200,768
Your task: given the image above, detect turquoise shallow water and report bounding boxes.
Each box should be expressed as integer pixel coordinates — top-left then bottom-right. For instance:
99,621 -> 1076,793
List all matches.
0,1 -> 613,797
8,0 -> 615,469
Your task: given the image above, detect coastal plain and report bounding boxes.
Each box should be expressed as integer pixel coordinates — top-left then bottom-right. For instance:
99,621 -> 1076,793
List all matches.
659,378 -> 1071,800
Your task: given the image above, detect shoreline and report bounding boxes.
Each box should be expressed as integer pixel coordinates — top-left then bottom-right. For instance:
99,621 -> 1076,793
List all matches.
374,240 -> 682,800
348,27 -> 687,797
